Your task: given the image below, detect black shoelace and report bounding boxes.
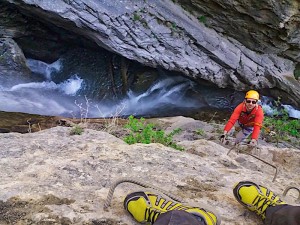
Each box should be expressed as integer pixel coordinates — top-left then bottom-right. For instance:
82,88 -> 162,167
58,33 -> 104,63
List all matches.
145,208 -> 161,223
253,195 -> 274,218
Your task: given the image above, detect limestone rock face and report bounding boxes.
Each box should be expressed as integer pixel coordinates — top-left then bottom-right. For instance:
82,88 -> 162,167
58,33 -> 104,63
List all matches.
0,38 -> 29,73
0,37 -> 32,87
1,0 -> 300,106
178,0 -> 300,61
0,117 -> 299,225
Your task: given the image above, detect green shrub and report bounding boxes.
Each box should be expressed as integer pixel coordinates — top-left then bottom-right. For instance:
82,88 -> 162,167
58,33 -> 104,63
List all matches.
171,22 -> 177,30
264,116 -> 300,138
294,63 -> 300,80
123,115 -> 184,151
197,15 -> 207,24
133,12 -> 140,21
70,125 -> 84,135
294,69 -> 300,80
195,128 -> 205,136
260,97 -> 300,147
262,100 -> 300,146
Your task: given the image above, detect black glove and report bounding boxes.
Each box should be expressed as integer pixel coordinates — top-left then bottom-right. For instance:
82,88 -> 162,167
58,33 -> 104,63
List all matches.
220,134 -> 227,143
220,134 -> 225,140
249,139 -> 257,147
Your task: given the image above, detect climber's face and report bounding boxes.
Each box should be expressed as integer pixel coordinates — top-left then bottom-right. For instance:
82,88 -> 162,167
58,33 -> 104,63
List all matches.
245,98 -> 257,111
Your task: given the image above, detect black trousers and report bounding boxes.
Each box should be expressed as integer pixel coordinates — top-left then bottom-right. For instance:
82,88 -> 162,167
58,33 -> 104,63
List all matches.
265,205 -> 300,225
153,210 -> 206,225
153,205 -> 300,225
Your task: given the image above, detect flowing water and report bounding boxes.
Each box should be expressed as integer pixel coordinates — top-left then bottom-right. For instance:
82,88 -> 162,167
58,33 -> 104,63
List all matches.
0,57 -> 299,119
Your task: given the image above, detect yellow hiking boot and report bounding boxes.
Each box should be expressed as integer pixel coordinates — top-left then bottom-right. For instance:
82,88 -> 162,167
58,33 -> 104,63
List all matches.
124,190 -> 220,225
233,181 -> 286,220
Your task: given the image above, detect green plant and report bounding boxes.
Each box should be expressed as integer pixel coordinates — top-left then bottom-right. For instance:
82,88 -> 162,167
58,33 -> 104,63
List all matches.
70,125 -> 84,135
264,117 -> 300,137
294,69 -> 300,80
133,12 -> 141,21
123,115 -> 184,151
262,99 -> 300,146
294,63 -> 300,80
195,128 -> 205,136
197,15 -> 207,24
171,22 -> 177,30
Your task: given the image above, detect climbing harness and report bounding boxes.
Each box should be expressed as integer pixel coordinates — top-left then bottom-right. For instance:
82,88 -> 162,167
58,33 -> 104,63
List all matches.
283,186 -> 300,204
227,143 -> 278,182
243,121 -> 271,134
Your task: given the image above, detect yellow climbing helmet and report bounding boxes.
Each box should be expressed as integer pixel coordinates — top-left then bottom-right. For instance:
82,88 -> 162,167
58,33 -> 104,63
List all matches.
245,90 -> 259,100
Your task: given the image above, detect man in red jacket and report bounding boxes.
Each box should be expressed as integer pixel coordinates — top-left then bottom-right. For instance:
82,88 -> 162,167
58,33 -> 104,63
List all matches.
220,90 -> 264,146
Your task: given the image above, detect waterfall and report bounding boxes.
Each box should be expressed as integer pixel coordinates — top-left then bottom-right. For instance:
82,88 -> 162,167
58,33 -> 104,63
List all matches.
26,58 -> 62,80
0,58 -> 299,119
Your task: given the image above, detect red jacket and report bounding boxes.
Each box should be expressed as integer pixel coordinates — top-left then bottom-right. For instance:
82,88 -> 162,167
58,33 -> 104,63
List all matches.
224,103 -> 264,140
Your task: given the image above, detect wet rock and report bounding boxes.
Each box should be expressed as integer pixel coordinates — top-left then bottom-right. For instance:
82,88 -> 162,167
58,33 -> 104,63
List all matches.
1,0 -> 300,106
0,38 -> 30,74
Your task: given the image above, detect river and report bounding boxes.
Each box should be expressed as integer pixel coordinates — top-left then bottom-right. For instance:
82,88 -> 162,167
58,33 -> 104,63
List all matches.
0,57 -> 299,119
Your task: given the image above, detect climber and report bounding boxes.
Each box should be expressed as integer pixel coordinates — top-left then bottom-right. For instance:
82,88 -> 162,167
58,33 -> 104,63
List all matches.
220,90 -> 264,147
123,180 -> 300,225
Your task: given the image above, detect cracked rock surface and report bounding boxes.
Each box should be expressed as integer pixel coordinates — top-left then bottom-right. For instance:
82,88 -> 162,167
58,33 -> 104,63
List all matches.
0,116 -> 299,225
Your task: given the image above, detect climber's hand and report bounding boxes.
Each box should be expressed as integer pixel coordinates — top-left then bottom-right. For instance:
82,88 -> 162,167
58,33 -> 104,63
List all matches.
249,139 -> 257,147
